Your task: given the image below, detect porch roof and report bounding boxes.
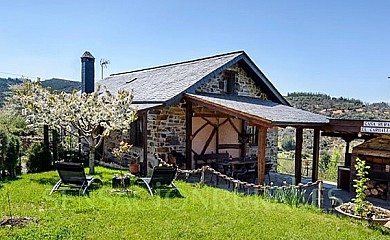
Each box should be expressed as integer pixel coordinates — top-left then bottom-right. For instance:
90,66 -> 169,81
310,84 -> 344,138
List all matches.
185,93 -> 329,127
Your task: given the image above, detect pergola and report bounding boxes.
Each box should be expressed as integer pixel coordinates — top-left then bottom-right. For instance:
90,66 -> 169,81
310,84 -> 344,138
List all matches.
184,93 -> 330,185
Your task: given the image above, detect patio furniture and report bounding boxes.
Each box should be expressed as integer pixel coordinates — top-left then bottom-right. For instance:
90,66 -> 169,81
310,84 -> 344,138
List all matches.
135,166 -> 180,196
50,161 -> 102,195
194,152 -> 229,169
228,161 -> 273,188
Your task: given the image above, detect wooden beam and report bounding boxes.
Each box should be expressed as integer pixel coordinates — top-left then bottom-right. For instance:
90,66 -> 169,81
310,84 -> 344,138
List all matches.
312,129 -> 320,182
193,113 -> 231,118
216,120 -> 219,154
43,125 -> 49,149
295,127 -> 303,184
257,126 -> 267,185
344,141 -> 351,166
192,121 -> 209,138
186,101 -> 193,169
228,118 -> 240,134
241,120 -> 246,159
201,128 -> 216,155
142,113 -> 148,176
185,94 -> 272,127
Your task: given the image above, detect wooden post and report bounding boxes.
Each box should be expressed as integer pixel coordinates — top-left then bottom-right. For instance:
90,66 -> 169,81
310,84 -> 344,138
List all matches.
142,113 -> 148,176
312,129 -> 320,182
43,125 -> 50,149
241,120 -> 246,159
318,181 -> 323,208
257,126 -> 267,185
185,101 -> 193,169
295,127 -> 303,184
344,140 -> 351,166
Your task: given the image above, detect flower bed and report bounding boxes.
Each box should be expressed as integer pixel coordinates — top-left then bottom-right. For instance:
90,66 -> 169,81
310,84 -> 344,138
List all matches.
336,202 -> 390,225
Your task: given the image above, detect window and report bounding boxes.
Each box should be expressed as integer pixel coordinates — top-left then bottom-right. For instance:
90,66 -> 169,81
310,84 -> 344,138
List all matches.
223,71 -> 236,94
129,117 -> 143,147
248,126 -> 258,146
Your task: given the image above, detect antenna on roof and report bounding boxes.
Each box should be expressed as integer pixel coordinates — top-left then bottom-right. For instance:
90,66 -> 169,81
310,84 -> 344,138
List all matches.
99,58 -> 110,80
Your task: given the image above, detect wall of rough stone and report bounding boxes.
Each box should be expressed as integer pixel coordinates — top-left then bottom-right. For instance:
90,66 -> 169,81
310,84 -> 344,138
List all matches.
102,130 -> 143,163
147,104 -> 187,156
247,127 -> 279,171
195,63 -> 268,100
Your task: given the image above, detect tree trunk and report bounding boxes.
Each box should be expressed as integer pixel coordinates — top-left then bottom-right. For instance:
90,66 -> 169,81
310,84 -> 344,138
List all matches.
88,136 -> 95,174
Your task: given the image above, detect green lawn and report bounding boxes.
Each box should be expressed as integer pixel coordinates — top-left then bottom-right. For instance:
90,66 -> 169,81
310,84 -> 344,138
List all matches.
0,167 -> 388,239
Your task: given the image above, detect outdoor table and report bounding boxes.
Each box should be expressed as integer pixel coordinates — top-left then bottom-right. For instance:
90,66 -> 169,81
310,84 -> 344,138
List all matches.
219,160 -> 258,176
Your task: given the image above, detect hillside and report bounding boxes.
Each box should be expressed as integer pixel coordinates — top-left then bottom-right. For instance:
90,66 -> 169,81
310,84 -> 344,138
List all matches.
40,78 -> 81,93
0,78 -> 23,104
0,77 -> 80,104
279,92 -> 390,179
286,92 -> 390,120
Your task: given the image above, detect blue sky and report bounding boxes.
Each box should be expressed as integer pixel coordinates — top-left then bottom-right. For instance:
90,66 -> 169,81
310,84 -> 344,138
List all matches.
1,0 -> 389,103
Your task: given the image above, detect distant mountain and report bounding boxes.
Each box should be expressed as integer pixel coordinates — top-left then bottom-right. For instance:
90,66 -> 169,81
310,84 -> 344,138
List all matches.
0,78 -> 23,104
0,77 -> 81,105
40,78 -> 81,93
286,92 -> 390,120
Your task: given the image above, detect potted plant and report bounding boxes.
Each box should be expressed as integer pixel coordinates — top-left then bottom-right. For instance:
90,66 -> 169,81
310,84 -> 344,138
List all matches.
112,141 -> 132,189
335,158 -> 390,224
129,155 -> 140,175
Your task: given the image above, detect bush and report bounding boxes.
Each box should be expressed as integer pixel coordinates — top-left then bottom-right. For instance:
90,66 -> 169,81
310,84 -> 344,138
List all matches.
281,137 -> 296,151
26,142 -> 52,173
0,129 -> 21,179
319,149 -> 341,182
4,134 -> 21,178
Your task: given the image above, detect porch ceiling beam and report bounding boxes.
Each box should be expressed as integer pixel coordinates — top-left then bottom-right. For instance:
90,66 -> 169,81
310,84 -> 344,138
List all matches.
185,95 -> 272,128
193,113 -> 232,118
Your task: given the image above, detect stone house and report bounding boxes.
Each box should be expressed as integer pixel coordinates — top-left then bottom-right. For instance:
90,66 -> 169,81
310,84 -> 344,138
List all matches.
81,51 -> 329,183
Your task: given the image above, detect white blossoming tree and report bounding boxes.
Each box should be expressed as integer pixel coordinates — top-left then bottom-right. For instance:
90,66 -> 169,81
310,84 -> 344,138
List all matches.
12,81 -> 137,174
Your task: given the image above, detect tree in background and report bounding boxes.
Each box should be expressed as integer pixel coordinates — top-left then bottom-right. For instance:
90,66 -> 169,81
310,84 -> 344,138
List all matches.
0,106 -> 24,179
281,136 -> 296,151
12,81 -> 137,174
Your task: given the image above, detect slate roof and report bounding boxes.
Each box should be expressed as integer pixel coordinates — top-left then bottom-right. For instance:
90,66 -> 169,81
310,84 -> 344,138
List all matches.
98,51 -> 288,106
185,93 -> 329,126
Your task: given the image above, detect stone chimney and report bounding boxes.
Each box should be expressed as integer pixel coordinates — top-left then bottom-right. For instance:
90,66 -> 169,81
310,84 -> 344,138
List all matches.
81,51 -> 95,93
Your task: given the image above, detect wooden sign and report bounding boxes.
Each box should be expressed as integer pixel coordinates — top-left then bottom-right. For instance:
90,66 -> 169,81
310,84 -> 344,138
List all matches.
361,121 -> 390,134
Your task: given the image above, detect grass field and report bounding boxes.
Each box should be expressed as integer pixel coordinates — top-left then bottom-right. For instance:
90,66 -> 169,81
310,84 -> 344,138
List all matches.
0,166 -> 389,239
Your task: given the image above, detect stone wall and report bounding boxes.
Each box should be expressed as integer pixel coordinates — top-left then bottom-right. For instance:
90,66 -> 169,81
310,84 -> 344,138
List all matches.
147,104 -> 187,156
247,127 -> 278,171
195,63 -> 268,100
102,130 -> 143,164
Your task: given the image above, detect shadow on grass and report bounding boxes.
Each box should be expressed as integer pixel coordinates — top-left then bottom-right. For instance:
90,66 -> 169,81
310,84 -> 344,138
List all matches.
154,187 -> 184,199
30,177 -> 59,186
0,176 -> 23,186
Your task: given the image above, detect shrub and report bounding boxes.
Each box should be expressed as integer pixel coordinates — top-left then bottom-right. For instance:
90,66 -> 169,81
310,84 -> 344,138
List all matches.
4,134 -> 21,178
0,129 -> 22,179
281,137 -> 296,151
26,142 -> 52,173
